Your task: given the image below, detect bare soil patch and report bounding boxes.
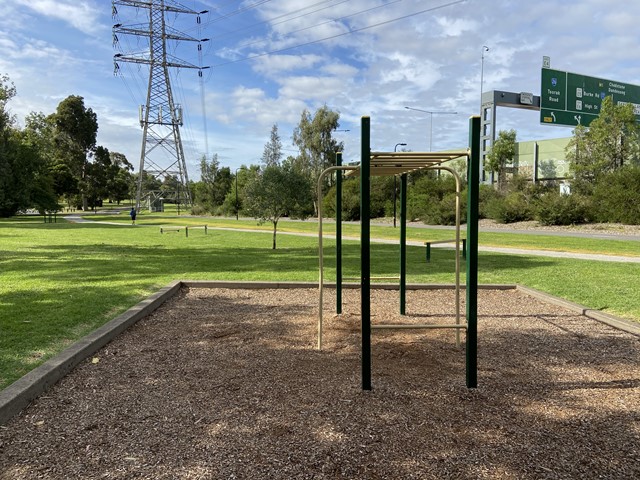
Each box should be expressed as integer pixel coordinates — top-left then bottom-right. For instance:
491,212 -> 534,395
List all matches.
1,287 -> 639,479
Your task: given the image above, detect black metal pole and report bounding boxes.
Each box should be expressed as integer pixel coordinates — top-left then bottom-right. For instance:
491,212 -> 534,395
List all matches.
466,116 -> 481,389
400,173 -> 407,315
360,116 -> 371,391
336,152 -> 343,314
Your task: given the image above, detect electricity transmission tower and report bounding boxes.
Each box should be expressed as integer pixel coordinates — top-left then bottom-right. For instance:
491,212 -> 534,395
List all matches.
112,0 -> 208,212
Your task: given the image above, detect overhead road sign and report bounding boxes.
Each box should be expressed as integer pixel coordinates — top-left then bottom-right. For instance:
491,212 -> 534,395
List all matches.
541,68 -> 640,127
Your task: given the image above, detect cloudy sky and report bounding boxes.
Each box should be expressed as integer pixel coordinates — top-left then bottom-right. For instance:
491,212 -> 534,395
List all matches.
2,0 -> 640,179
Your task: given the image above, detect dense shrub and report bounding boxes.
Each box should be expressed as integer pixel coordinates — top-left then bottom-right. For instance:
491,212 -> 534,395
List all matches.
591,166 -> 640,224
190,204 -> 208,216
534,191 -> 592,225
479,184 -> 502,219
406,175 -> 465,225
417,191 -> 467,225
484,191 -> 533,223
406,193 -> 429,222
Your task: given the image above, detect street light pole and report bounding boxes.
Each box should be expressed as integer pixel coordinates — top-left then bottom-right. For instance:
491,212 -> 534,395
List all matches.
393,142 -> 407,228
404,107 -> 457,151
480,45 -> 489,114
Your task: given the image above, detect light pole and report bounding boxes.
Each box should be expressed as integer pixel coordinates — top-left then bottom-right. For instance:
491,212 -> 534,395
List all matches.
404,107 -> 457,151
393,142 -> 407,228
480,45 -> 489,114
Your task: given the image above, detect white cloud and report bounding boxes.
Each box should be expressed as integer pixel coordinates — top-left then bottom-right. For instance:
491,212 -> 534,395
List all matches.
14,0 -> 104,36
252,54 -> 324,76
435,16 -> 478,36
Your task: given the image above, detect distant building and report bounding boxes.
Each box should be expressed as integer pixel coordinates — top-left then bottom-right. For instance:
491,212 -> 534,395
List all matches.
514,137 -> 571,182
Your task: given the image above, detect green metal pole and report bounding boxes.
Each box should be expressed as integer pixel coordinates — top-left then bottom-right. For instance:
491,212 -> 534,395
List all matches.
360,116 -> 371,391
399,173 -> 407,315
466,116 -> 481,389
336,152 -> 343,314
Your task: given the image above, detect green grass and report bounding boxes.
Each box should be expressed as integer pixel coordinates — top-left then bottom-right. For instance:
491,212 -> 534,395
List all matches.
1,215 -> 639,389
91,212 -> 640,257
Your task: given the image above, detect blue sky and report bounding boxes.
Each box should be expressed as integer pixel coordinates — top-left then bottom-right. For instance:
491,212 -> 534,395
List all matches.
2,0 -> 640,179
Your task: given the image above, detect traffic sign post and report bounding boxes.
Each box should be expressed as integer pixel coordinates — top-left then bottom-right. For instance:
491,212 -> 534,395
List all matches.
540,67 -> 640,127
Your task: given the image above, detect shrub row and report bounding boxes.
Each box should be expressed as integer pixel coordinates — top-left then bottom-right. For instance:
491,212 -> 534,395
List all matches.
481,166 -> 640,225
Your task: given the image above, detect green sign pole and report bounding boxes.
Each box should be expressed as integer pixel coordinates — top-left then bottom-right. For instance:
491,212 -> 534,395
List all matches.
399,173 -> 407,315
466,115 -> 480,389
360,116 -> 371,391
336,152 -> 342,315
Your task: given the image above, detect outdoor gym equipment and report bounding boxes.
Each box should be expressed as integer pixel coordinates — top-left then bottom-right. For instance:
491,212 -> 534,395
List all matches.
317,116 -> 481,390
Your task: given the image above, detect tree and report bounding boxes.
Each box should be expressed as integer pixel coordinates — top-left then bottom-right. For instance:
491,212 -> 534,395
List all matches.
292,105 -> 343,213
261,124 -> 282,167
49,95 -> 98,211
0,75 -> 57,216
566,96 -> 640,184
107,152 -> 134,205
244,162 -> 312,249
85,146 -> 112,210
486,129 -> 516,190
221,164 -> 260,217
196,154 -> 233,213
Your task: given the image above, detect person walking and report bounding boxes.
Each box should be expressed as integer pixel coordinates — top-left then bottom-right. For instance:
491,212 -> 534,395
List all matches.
129,207 -> 137,225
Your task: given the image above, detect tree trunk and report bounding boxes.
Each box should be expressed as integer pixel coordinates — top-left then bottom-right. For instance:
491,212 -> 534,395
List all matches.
272,220 -> 277,249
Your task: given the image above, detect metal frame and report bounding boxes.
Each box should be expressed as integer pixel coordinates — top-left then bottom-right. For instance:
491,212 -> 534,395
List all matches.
369,164 -> 464,346
316,115 -> 481,390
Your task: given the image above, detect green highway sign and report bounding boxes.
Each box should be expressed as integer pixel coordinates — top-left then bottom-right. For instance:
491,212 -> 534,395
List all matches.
540,67 -> 640,127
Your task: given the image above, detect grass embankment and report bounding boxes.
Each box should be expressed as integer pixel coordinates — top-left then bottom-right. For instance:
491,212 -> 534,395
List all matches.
1,214 -> 639,389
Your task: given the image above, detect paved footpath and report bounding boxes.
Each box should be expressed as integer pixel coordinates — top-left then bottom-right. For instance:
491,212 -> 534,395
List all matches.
65,216 -> 640,264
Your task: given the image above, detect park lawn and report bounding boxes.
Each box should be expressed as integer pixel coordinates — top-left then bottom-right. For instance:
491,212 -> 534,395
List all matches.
1,217 -> 640,389
88,212 -> 640,258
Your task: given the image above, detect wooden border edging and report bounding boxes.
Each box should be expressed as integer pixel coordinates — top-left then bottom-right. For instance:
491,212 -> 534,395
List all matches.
0,281 -> 182,426
516,285 -> 640,337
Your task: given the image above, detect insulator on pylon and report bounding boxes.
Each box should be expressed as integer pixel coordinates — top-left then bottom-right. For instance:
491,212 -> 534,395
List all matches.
175,105 -> 183,125
139,105 -> 144,126
158,105 -> 163,124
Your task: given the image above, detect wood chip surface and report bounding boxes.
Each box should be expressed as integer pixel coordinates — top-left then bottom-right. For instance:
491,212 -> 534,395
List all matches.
1,287 -> 639,479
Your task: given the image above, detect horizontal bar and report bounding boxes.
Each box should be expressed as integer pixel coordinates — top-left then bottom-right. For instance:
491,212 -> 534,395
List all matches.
344,276 -> 400,281
372,324 -> 468,330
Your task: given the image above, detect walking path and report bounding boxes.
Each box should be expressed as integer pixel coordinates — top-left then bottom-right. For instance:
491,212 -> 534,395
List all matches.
65,215 -> 640,263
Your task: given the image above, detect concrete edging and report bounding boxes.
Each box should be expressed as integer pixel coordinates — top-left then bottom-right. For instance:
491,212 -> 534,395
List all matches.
516,285 -> 640,337
0,280 -> 182,426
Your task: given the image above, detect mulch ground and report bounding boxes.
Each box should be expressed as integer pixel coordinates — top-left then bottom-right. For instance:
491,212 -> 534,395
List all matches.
0,287 -> 639,479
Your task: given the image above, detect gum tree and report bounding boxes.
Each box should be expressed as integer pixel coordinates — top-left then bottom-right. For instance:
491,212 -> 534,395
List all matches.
244,162 -> 312,249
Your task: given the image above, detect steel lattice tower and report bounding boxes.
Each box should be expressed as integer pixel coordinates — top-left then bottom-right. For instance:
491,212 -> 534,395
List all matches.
112,0 -> 208,212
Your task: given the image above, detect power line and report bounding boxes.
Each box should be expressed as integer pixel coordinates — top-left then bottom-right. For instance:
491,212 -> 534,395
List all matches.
211,0 -> 468,68
220,0 -> 404,54
203,0 -> 274,25
199,0 -> 343,40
